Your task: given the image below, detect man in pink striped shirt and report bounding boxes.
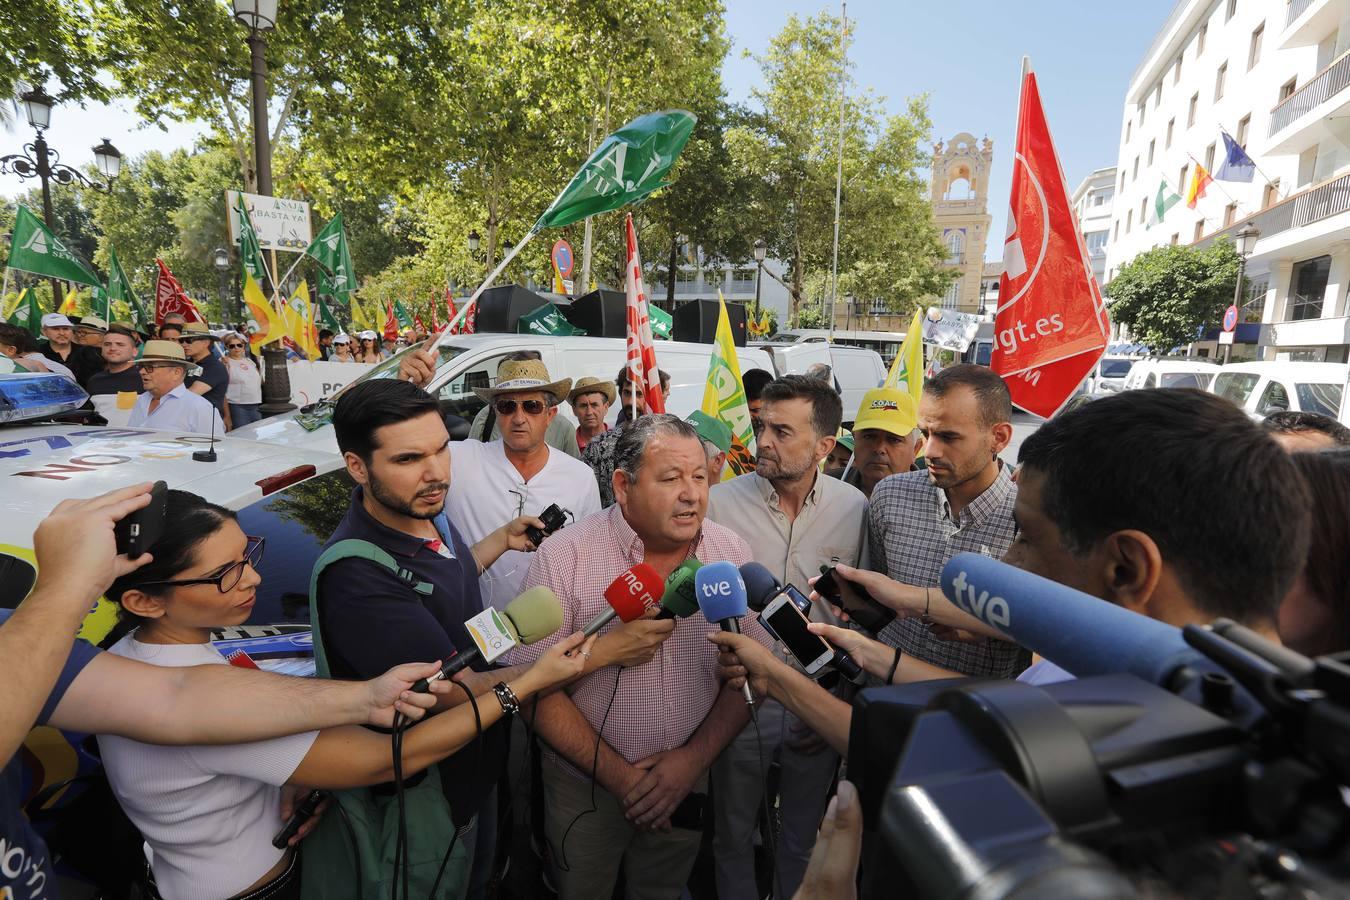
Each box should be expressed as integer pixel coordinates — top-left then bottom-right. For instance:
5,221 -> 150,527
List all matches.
510,414 -> 770,900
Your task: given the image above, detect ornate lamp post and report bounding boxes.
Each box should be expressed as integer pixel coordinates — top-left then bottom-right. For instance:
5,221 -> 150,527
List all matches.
1227,223 -> 1260,365
752,238 -> 767,322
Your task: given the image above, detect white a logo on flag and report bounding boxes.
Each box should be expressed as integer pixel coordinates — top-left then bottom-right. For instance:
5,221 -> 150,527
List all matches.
1002,207 -> 1026,281
322,234 -> 340,252
22,229 -> 48,255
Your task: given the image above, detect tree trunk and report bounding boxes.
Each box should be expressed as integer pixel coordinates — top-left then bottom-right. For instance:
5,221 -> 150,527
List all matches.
666,232 -> 678,308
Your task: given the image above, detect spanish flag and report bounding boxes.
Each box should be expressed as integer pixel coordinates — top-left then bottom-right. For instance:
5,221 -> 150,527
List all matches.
1186,163 -> 1213,210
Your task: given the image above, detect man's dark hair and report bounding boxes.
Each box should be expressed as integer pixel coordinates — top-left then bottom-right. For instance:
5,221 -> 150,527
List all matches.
760,374 -> 843,439
334,379 -> 442,461
1289,450 -> 1350,654
0,322 -> 41,354
924,364 -> 1013,426
1261,410 -> 1350,446
616,365 -> 670,392
106,323 -> 140,343
1018,388 -> 1311,626
319,329 -> 334,341
742,368 -> 774,401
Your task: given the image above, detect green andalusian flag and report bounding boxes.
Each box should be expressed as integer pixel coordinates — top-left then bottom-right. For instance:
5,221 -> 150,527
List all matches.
234,194 -> 268,284
106,247 -> 150,331
7,206 -> 102,288
649,304 -> 672,340
6,289 -> 43,336
393,299 -> 414,330
518,303 -> 584,337
307,214 -> 356,303
1146,180 -> 1182,229
533,110 -> 697,232
316,299 -> 343,334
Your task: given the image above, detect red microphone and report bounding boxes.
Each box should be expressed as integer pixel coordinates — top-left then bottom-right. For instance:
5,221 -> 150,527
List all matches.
583,563 -> 662,636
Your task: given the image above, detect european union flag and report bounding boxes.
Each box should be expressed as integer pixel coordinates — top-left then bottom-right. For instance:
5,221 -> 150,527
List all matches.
1216,131 -> 1257,183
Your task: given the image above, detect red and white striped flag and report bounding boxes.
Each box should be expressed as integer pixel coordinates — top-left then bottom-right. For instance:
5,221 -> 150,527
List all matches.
154,258 -> 206,326
443,289 -> 458,334
624,213 -> 664,415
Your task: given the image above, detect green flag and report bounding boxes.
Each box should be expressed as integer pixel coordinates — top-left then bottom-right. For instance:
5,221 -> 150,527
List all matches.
649,305 -> 673,340
317,299 -> 343,334
1146,180 -> 1182,229
305,214 -> 355,304
106,247 -> 151,332
7,289 -> 43,336
518,303 -> 584,337
7,206 -> 102,288
533,110 -> 697,232
393,299 -> 414,330
233,194 -> 268,284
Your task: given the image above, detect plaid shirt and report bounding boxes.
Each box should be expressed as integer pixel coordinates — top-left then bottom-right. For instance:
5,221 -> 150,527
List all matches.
509,505 -> 764,778
869,464 -> 1029,678
580,423 -> 625,507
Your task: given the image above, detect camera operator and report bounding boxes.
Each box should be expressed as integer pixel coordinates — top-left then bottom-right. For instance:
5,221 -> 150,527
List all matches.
0,484 -> 451,900
713,389 -> 1312,749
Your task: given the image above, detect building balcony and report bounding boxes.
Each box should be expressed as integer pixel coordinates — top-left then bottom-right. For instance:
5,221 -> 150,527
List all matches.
1195,169 -> 1350,261
1267,50 -> 1350,152
1270,315 -> 1350,348
1280,0 -> 1339,49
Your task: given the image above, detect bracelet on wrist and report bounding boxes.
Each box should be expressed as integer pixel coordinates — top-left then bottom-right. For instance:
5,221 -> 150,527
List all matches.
920,586 -> 933,625
492,681 -> 520,717
887,646 -> 903,684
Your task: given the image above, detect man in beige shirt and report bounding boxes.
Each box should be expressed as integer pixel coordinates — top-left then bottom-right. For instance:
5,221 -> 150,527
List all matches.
705,375 -> 868,900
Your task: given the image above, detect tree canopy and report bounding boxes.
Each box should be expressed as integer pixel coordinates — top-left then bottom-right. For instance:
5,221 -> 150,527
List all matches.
1105,240 -> 1241,351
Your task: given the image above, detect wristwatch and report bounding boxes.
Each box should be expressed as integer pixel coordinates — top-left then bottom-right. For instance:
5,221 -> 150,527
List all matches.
492,681 -> 520,717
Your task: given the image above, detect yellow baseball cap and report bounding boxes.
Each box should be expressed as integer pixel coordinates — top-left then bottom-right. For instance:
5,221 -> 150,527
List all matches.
852,387 -> 918,437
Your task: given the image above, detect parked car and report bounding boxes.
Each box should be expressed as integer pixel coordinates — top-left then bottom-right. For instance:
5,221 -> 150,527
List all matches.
1120,357 -> 1219,391
1209,361 -> 1348,421
1088,357 -> 1137,394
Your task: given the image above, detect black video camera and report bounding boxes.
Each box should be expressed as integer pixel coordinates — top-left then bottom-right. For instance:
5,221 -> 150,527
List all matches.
525,503 -> 569,548
848,620 -> 1350,898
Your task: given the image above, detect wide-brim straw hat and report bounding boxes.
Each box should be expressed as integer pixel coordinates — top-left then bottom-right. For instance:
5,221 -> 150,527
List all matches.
567,376 -> 617,406
135,339 -> 192,367
473,358 -> 572,405
179,321 -> 221,341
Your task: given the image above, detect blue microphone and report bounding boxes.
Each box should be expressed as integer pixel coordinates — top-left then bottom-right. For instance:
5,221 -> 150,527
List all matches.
696,561 -> 757,713
939,553 -> 1210,687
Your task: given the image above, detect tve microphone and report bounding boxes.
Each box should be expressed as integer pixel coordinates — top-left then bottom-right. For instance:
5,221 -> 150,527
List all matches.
583,563 -> 662,636
413,586 -> 564,692
939,553 -> 1210,687
696,561 -> 757,713
738,562 -> 862,682
657,560 -> 702,620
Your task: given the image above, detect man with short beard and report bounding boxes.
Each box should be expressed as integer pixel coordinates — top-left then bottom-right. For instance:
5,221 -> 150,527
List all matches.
38,313 -> 103,386
869,364 -> 1025,678
87,324 -> 145,397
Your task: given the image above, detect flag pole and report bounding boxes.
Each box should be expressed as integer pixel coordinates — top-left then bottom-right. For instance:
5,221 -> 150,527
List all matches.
427,229 -> 537,352
827,0 -> 848,338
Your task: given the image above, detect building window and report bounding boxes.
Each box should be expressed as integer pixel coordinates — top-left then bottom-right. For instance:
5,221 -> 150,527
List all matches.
1279,77 -> 1297,102
1133,156 -> 1139,181
1242,274 -> 1269,322
1198,22 -> 1207,55
1155,82 -> 1163,108
1188,92 -> 1199,126
1194,220 -> 1205,242
1179,163 -> 1189,192
1126,120 -> 1132,142
942,278 -> 962,309
1171,233 -> 1180,245
1215,62 -> 1227,101
1166,118 -> 1175,148
1126,210 -> 1133,233
1225,0 -> 1236,22
945,230 -> 965,264
1086,231 -> 1109,255
1236,113 -> 1250,146
1148,139 -> 1156,165
1204,141 -> 1216,171
1263,179 -> 1281,208
1174,56 -> 1183,84
1141,198 -> 1148,224
1289,256 -> 1331,321
1224,203 -> 1238,226
1120,170 -> 1127,191
1114,221 -> 1120,240
1248,23 -> 1263,70
1138,100 -> 1146,125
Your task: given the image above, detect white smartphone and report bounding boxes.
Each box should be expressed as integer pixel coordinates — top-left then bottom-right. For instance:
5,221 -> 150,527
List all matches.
762,593 -> 835,676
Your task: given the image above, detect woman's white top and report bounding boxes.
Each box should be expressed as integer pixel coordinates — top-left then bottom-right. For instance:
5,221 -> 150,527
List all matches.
224,356 -> 263,404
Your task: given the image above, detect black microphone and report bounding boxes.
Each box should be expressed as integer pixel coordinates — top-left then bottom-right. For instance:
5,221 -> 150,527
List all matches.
193,401 -> 219,462
737,562 -> 862,682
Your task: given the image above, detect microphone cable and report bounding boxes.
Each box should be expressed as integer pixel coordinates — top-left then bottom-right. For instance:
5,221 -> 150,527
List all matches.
429,680 -> 482,899
557,667 -> 622,872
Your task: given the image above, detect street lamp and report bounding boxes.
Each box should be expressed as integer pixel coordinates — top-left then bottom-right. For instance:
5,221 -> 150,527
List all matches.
232,0 -> 278,195
752,238 -> 767,322
2,86 -> 123,309
1226,222 -> 1260,365
212,247 -> 234,324
467,229 -> 481,254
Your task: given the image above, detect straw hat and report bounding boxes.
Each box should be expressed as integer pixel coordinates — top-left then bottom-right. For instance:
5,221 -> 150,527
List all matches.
179,321 -> 221,341
473,358 -> 572,405
135,339 -> 192,367
567,376 -> 617,407
75,315 -> 108,333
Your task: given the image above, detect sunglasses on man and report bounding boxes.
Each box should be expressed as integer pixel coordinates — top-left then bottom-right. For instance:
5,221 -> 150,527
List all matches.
494,398 -> 548,416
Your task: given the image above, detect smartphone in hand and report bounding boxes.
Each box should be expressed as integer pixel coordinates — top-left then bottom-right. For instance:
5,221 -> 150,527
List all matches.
815,565 -> 896,635
762,593 -> 835,676
114,481 -> 168,558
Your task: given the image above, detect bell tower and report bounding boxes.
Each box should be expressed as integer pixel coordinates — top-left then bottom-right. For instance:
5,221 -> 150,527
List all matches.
930,133 -> 993,313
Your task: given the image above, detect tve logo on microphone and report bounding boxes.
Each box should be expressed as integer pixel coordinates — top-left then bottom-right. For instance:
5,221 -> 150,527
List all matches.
701,578 -> 735,598
948,569 -> 1011,630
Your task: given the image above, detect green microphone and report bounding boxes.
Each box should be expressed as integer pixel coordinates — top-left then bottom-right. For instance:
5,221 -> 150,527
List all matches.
657,560 -> 702,619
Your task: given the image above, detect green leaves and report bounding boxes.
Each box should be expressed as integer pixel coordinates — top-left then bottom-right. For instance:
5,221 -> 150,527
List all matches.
1105,241 -> 1241,352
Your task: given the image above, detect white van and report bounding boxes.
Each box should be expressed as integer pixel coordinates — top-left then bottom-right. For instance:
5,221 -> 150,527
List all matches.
234,334 -> 774,452
1208,361 -> 1347,421
1120,358 -> 1219,391
752,341 -> 887,422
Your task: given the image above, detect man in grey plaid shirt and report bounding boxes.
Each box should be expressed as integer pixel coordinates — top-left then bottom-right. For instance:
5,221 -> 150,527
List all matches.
869,364 -> 1031,678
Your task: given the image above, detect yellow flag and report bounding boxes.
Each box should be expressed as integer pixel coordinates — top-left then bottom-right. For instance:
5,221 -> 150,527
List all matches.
1,288 -> 28,321
243,272 -> 286,352
285,281 -> 322,358
700,292 -> 757,479
884,308 -> 925,405
59,288 -> 81,316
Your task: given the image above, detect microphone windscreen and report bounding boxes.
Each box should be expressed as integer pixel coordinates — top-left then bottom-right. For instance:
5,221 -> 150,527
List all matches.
660,560 -> 702,618
695,561 -> 749,623
939,553 -> 1205,685
603,562 -> 662,623
738,562 -> 782,612
503,586 -> 565,644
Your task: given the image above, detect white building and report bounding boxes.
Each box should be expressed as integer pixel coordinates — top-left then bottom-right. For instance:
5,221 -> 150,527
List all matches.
1071,166 -> 1117,287
1105,0 -> 1350,362
649,249 -> 792,323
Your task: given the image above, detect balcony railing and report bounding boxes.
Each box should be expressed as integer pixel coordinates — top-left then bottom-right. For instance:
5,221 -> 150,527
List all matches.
1269,49 -> 1350,136
1196,170 -> 1350,247
1287,0 -> 1316,27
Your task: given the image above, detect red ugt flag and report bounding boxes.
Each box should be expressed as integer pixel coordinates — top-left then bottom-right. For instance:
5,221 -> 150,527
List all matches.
154,259 -> 207,327
383,300 -> 398,342
624,213 -> 664,415
993,67 -> 1109,418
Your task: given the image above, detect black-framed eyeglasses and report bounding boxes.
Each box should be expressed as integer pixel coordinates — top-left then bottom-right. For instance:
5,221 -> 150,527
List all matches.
494,399 -> 547,416
225,342 -> 245,349
136,536 -> 265,594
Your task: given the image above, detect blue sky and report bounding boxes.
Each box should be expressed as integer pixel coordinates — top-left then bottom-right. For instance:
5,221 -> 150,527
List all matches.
4,1 -> 1175,263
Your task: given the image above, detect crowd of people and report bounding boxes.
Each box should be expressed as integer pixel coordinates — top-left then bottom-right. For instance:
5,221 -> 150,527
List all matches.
4,335 -> 1350,898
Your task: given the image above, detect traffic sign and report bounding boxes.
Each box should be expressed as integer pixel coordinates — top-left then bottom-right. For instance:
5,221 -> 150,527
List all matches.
1222,304 -> 1239,332
552,240 -> 575,279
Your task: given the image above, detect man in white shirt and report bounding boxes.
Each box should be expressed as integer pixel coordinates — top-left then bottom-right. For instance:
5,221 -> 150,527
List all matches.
126,339 -> 225,436
446,356 -> 602,610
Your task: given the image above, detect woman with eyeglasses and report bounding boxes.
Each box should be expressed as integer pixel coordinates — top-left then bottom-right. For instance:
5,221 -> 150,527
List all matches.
98,489 -> 593,900
355,331 -> 386,364
222,333 -> 264,427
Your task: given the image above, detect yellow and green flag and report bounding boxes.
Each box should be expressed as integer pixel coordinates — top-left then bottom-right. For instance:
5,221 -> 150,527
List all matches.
700,292 -> 757,479
243,272 -> 286,352
884,308 -> 925,405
